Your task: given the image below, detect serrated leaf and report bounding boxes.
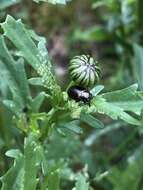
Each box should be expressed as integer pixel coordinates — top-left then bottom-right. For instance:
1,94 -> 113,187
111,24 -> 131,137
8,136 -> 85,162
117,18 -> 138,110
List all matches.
0,133 -> 43,190
1,16 -> 41,70
1,15 -> 60,95
23,134 -> 43,190
93,96 -> 142,126
102,84 -> 143,114
0,36 -> 30,113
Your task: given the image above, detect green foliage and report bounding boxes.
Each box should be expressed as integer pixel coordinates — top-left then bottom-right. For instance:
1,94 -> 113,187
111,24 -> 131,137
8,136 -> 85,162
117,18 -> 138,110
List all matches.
91,84 -> 143,126
0,133 -> 43,190
1,15 -> 61,104
1,1 -> 143,190
0,36 -> 31,115
1,15 -> 143,189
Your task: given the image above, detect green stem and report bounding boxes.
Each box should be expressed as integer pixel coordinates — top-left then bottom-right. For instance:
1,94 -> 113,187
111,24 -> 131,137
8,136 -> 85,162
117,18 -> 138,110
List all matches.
40,175 -> 49,190
40,108 -> 56,141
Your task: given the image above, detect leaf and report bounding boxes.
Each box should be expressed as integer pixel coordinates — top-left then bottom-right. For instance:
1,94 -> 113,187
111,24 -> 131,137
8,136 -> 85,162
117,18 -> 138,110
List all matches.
0,151 -> 24,190
41,159 -> 65,190
2,100 -> 18,113
47,171 -> 60,190
1,15 -> 60,95
80,112 -> 104,129
102,84 -> 143,114
15,58 -> 30,103
0,0 -> 21,10
28,77 -> 44,86
0,133 -> 43,190
74,173 -> 89,190
1,16 -> 42,70
23,134 -> 43,190
91,85 -> 104,96
31,92 -> 46,112
133,44 -> 143,90
93,96 -> 142,126
59,120 -> 83,134
89,84 -> 143,125
0,36 -> 30,113
5,149 -> 21,159
33,0 -> 71,4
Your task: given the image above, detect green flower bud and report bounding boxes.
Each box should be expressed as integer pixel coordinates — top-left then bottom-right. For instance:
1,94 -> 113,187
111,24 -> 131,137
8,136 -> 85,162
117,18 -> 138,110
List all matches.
69,55 -> 101,88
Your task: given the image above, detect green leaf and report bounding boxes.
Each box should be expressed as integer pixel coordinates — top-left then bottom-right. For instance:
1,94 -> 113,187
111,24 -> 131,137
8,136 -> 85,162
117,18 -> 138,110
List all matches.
92,96 -> 142,126
0,0 -> 21,10
59,120 -> 83,134
1,15 -> 61,96
48,171 -> 60,190
0,151 -> 24,190
0,36 -> 30,113
74,173 -> 89,190
91,85 -> 104,96
2,100 -> 18,113
80,112 -> 104,129
89,84 -> 143,125
102,84 -> 143,114
28,77 -> 44,86
33,0 -> 70,4
15,58 -> 30,103
1,16 -> 42,70
41,159 -> 65,190
23,134 -> 43,190
31,92 -> 46,112
5,149 -> 21,159
0,133 -> 43,190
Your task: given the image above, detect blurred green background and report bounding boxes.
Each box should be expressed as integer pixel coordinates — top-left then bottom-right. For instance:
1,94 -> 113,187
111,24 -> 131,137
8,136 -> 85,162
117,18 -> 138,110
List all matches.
1,0 -> 143,189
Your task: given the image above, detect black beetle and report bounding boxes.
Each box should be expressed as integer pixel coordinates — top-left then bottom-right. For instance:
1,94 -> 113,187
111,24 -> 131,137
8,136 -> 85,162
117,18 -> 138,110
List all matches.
67,85 -> 92,104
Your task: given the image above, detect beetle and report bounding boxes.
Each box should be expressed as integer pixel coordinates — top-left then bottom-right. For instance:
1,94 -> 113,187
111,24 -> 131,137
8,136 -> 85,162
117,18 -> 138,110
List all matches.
67,85 -> 93,104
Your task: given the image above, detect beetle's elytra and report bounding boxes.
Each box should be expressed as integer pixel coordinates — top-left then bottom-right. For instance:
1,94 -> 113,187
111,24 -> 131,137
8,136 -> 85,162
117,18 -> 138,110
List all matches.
67,85 -> 92,104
